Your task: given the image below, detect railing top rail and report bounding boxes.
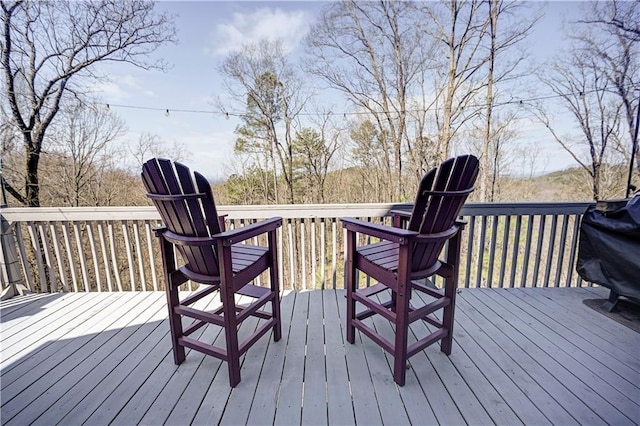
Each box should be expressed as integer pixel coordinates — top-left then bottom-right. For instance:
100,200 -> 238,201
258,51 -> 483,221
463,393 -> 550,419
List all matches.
0,201 -> 594,223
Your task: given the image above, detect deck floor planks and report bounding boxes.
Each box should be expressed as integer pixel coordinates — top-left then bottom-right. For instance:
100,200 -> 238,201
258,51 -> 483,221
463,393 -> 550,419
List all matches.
404,315 -> 495,425
0,292 -> 127,395
272,289 -> 308,425
0,292 -> 112,367
409,291 -> 520,426
526,287 -> 638,350
455,293 -> 579,425
463,289 -> 611,425
1,288 -> 637,426
241,291 -> 296,426
351,306 -> 411,425
513,288 -> 640,375
336,289 -> 385,425
0,292 -> 150,421
453,290 -> 553,425
27,292 -> 165,425
132,293 -> 232,425
211,297 -> 270,426
54,293 -> 169,425
184,292 -> 269,426
473,288 -> 635,425
366,293 -> 449,426
489,288 -> 640,420
301,289 -> 329,425
105,293 -> 219,425
4,291 -> 159,425
322,289 -> 356,426
0,293 -> 66,331
517,287 -> 640,359
440,306 -> 534,424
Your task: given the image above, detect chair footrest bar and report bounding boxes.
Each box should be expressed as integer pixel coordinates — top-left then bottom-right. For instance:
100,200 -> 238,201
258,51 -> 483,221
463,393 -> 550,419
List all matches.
237,291 -> 275,323
424,314 -> 443,328
353,319 -> 395,355
176,305 -> 224,327
407,328 -> 448,358
412,280 -> 443,299
181,284 -> 219,307
408,297 -> 449,323
239,318 -> 277,356
353,292 -> 396,322
179,336 -> 227,361
183,319 -> 207,336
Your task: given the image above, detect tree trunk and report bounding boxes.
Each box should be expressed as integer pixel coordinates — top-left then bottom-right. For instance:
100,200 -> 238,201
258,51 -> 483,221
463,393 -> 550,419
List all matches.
25,136 -> 41,207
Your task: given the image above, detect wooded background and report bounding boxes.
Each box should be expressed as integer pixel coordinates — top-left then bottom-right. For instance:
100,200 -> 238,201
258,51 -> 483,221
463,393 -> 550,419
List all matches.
1,0 -> 638,208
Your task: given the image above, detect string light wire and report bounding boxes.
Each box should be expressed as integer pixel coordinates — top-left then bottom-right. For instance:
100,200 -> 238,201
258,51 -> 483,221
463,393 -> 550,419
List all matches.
99,88 -> 626,119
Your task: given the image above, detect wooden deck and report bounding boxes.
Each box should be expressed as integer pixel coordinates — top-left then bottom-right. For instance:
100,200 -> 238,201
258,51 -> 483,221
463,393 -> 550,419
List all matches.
1,287 -> 638,425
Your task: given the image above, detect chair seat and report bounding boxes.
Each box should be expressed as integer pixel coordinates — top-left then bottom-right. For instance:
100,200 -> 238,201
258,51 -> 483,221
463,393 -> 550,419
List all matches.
229,244 -> 269,273
181,244 -> 269,288
357,241 -> 442,283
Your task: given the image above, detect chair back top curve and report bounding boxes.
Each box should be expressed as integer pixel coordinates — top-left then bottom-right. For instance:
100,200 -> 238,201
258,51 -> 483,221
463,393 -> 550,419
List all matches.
408,154 -> 479,272
142,158 -> 221,276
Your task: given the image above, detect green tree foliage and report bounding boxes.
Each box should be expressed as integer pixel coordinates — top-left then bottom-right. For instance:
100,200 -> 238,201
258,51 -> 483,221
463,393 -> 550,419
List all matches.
292,128 -> 338,203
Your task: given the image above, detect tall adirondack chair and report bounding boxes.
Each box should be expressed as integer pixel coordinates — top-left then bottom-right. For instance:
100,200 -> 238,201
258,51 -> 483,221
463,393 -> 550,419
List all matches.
341,154 -> 479,386
142,158 -> 282,387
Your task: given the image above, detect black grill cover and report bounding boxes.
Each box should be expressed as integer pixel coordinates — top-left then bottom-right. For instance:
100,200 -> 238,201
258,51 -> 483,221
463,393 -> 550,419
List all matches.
576,195 -> 640,300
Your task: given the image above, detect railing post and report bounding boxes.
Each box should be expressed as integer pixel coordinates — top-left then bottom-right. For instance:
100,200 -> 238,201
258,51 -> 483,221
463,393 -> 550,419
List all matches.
0,215 -> 29,299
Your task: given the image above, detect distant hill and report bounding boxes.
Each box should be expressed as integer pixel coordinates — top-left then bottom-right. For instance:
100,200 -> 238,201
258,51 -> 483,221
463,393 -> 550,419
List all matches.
213,164 -> 633,205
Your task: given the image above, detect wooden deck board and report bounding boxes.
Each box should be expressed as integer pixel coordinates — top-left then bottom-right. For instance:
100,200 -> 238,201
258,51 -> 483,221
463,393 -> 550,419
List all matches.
467,289 -> 623,425
1,287 -> 638,426
489,288 -> 640,420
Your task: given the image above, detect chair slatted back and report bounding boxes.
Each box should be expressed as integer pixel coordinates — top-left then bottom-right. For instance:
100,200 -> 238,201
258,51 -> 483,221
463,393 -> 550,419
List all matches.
408,155 -> 479,272
142,158 -> 222,276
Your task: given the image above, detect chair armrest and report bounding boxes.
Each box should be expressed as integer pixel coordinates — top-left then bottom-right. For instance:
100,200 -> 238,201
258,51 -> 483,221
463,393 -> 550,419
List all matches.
341,217 -> 418,244
159,217 -> 282,247
216,216 -> 282,246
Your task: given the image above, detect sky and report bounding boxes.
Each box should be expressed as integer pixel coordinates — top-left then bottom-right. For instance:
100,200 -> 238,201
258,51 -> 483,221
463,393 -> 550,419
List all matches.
94,1 -> 587,180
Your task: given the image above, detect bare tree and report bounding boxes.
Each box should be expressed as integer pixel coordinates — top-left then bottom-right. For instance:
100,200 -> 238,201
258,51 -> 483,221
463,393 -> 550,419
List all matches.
305,0 -> 430,200
129,132 -> 189,172
1,0 -> 176,206
219,39 -> 308,204
535,0 -> 638,200
422,0 -> 490,163
575,1 -> 639,179
43,102 -> 126,206
536,57 -> 626,200
478,0 -> 539,201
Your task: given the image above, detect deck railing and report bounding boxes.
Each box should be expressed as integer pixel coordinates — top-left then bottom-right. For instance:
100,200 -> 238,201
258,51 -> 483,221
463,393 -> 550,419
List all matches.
0,202 -> 593,294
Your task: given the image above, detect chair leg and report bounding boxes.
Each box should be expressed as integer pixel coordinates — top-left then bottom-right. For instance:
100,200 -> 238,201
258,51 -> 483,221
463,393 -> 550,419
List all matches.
269,231 -> 282,342
345,231 -> 357,344
222,286 -> 241,387
440,275 -> 455,355
393,270 -> 410,386
441,235 -> 461,355
158,236 -> 186,365
165,280 -> 186,365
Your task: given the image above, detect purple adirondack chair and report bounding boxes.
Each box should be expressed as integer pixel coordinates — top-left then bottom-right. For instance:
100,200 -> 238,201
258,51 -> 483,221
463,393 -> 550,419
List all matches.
142,158 -> 282,387
341,154 -> 479,386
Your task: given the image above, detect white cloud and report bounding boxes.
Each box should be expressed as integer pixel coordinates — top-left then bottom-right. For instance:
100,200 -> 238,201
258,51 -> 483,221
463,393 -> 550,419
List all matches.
211,8 -> 310,55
